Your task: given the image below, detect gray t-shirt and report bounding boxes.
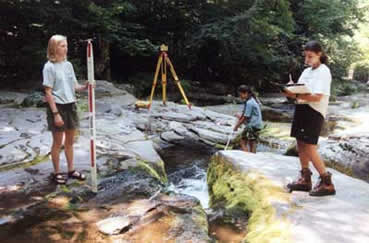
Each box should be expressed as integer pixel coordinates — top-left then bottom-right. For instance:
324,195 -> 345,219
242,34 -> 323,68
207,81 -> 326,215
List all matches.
42,60 -> 78,104
243,97 -> 263,129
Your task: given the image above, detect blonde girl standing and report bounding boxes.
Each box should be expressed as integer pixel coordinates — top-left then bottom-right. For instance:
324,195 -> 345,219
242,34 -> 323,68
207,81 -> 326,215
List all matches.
43,35 -> 88,184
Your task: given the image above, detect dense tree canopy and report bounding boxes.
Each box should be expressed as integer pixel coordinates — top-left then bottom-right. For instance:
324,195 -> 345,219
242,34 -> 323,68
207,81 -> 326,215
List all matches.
0,0 -> 367,92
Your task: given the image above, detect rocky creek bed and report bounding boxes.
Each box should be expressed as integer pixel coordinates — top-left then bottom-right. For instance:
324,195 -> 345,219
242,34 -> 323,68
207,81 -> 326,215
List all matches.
1,81 -> 369,243
0,81 -> 247,242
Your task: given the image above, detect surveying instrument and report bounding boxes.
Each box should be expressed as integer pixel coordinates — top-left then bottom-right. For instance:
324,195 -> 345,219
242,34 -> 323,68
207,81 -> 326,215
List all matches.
135,44 -> 192,110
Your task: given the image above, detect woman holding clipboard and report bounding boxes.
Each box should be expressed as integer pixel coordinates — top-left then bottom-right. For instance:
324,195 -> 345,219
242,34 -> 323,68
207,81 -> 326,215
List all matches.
283,41 -> 336,197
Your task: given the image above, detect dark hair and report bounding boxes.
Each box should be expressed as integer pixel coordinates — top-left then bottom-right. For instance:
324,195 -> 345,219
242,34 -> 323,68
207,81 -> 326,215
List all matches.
304,40 -> 328,64
238,85 -> 260,103
238,84 -> 251,94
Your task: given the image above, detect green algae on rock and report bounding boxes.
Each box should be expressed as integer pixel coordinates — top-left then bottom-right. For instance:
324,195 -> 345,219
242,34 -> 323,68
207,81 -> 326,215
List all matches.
207,152 -> 291,243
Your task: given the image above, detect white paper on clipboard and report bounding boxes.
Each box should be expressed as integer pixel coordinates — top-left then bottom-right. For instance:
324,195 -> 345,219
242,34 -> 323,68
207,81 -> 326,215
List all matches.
285,84 -> 311,94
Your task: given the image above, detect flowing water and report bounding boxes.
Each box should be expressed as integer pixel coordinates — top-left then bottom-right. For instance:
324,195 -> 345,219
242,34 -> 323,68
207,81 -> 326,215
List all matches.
160,141 -> 278,209
159,140 -> 250,242
159,140 -> 214,209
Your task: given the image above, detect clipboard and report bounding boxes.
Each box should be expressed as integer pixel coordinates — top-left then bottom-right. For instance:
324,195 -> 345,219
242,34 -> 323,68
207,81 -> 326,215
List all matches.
284,84 -> 311,94
270,82 -> 311,94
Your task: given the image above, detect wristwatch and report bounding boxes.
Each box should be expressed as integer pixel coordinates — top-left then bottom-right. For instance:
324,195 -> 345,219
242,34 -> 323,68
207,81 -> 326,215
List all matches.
53,111 -> 59,116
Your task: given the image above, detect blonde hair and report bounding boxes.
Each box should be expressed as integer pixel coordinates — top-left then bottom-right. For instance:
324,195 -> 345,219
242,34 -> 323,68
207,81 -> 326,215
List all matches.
47,34 -> 67,62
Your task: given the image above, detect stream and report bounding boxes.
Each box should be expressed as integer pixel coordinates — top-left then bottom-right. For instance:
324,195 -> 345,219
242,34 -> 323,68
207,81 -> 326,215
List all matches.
160,140 -> 214,209
159,140 -> 262,242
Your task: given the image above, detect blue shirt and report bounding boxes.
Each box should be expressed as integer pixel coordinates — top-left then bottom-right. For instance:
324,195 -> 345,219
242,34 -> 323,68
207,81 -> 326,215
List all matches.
243,97 -> 263,129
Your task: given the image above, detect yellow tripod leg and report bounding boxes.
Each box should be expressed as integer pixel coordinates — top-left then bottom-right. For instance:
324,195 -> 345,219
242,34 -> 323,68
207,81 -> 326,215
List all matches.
166,57 -> 191,109
162,54 -> 167,105
149,55 -> 163,107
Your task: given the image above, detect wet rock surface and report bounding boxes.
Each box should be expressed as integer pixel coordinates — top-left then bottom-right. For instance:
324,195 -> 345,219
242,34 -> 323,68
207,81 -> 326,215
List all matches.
0,164 -> 210,243
0,81 -> 241,242
96,194 -> 209,242
1,81 -> 369,242
319,135 -> 369,181
0,81 -> 239,196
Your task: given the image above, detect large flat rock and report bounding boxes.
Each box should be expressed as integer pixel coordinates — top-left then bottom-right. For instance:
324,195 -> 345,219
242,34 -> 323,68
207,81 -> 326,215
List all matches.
209,151 -> 369,243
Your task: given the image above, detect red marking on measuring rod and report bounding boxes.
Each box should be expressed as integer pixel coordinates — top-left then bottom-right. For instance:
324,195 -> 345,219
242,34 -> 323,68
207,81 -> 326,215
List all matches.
87,43 -> 92,58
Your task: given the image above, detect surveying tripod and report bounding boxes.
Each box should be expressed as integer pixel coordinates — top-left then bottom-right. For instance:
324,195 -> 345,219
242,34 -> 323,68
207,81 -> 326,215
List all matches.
147,44 -> 191,109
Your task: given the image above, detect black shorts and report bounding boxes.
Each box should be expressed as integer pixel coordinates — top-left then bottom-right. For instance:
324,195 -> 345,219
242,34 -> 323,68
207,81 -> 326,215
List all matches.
291,104 -> 324,145
46,103 -> 79,132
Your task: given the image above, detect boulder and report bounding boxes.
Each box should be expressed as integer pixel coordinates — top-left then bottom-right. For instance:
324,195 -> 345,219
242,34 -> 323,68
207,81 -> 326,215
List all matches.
97,216 -> 131,235
261,105 -> 293,122
96,194 -> 210,242
160,131 -> 185,142
21,92 -> 46,107
78,80 -> 136,106
189,127 -> 228,144
319,135 -> 369,182
93,80 -> 129,98
0,91 -> 28,106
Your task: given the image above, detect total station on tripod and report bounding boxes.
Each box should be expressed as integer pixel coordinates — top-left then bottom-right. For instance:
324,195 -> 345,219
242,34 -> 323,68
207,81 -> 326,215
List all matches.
135,44 -> 191,110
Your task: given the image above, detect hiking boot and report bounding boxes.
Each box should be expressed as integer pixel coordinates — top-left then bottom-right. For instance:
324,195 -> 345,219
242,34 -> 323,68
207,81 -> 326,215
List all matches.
309,172 -> 336,197
287,168 -> 312,192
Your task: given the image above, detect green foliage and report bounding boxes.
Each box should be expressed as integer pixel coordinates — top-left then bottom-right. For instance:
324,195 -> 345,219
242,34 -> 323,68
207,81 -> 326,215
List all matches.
177,79 -> 191,93
187,0 -> 295,87
0,0 -> 367,94
353,62 -> 369,82
331,80 -> 359,97
128,72 -> 154,98
288,0 -> 366,86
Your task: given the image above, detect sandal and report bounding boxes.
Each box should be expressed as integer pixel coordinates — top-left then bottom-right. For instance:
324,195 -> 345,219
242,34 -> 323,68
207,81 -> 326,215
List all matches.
68,170 -> 86,181
53,173 -> 67,185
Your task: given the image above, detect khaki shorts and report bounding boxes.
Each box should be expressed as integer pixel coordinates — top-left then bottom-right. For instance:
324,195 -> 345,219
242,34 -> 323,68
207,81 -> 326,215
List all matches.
47,103 -> 79,132
241,127 -> 261,141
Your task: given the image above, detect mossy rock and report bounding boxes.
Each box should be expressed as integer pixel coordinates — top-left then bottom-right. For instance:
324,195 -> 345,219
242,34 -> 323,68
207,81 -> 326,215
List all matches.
207,153 -> 291,243
351,101 -> 360,109
137,159 -> 168,184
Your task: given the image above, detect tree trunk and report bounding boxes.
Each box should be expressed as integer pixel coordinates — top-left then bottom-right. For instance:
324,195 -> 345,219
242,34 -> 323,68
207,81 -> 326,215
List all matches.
96,37 -> 111,81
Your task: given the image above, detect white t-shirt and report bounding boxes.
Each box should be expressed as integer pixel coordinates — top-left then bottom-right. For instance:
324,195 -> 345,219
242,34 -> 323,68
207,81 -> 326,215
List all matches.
297,64 -> 331,118
42,60 -> 78,104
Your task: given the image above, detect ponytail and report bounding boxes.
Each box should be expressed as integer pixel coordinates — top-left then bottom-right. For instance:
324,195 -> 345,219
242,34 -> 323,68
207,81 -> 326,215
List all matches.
320,53 -> 328,64
249,92 -> 260,104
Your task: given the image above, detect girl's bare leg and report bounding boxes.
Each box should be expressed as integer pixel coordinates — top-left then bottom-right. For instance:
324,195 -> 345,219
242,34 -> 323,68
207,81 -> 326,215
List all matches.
51,131 -> 64,174
249,140 -> 257,153
305,144 -> 326,175
64,129 -> 76,172
240,139 -> 249,152
297,140 -> 310,169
